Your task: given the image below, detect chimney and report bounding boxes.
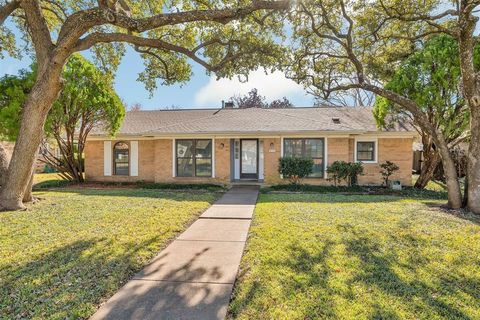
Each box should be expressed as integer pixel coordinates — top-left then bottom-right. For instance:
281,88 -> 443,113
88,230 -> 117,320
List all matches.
224,101 -> 234,109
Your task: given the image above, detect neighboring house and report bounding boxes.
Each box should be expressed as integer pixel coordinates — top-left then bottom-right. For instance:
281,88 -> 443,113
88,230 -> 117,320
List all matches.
84,106 -> 416,186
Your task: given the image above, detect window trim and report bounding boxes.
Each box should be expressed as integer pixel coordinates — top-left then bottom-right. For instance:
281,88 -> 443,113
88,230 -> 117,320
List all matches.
113,141 -> 130,176
175,139 -> 213,178
354,137 -> 378,164
283,137 -> 325,178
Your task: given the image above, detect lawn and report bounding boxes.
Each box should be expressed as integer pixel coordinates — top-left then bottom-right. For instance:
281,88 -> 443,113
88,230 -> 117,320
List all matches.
229,194 -> 480,320
0,188 -> 219,319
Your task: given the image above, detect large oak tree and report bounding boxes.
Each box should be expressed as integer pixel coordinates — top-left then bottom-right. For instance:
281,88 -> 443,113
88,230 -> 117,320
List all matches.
285,0 -> 479,213
374,35 -> 471,190
0,0 -> 288,210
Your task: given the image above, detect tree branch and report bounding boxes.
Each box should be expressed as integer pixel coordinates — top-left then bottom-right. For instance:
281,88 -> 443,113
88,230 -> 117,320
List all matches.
0,0 -> 19,26
57,0 -> 289,54
74,32 -> 259,73
20,0 -> 54,65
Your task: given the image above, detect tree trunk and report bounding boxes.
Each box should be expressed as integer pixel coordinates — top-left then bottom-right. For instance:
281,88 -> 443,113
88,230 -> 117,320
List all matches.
437,139 -> 463,209
0,144 -> 9,187
467,110 -> 480,213
415,151 -> 441,189
22,171 -> 34,203
0,66 -> 63,211
457,6 -> 480,214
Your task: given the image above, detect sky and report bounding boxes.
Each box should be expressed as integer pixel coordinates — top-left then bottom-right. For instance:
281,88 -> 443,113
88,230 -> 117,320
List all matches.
0,40 -> 314,110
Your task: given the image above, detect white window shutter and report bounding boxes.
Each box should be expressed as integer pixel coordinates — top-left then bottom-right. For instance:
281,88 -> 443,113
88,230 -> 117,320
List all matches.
104,141 -> 112,176
130,141 -> 139,176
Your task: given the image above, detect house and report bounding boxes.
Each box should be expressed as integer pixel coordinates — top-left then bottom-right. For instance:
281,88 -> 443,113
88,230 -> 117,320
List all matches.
84,106 -> 415,186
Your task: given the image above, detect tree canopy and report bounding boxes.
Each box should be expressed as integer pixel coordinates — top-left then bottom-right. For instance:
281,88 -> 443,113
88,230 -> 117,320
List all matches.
230,88 -> 293,108
373,35 -> 472,189
0,69 -> 36,141
1,0 -> 288,90
374,35 -> 471,141
0,54 -> 124,181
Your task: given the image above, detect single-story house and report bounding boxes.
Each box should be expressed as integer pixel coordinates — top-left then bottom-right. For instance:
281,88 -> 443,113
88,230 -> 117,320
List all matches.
85,106 -> 415,186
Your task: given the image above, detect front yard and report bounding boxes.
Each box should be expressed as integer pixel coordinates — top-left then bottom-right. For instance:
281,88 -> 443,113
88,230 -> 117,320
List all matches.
229,194 -> 480,319
0,187 -> 219,319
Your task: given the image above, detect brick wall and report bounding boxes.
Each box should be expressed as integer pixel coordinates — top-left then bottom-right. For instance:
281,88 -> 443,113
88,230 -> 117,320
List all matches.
263,138 -> 282,184
262,136 -> 413,186
85,136 -> 413,186
85,140 -> 156,182
358,138 -> 413,186
85,138 -> 230,184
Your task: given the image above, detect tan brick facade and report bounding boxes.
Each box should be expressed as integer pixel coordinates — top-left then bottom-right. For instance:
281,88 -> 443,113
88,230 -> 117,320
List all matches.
85,136 -> 413,186
262,138 -> 282,184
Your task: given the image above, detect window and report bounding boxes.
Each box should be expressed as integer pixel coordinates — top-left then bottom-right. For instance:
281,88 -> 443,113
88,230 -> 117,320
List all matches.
284,138 -> 324,178
113,142 -> 129,175
356,141 -> 376,162
176,139 -> 212,177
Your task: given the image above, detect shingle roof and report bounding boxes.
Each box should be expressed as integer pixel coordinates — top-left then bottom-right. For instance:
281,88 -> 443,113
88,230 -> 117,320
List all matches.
92,107 -> 413,136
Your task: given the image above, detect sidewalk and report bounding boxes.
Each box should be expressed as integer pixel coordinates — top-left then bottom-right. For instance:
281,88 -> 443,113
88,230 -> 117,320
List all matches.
90,186 -> 259,320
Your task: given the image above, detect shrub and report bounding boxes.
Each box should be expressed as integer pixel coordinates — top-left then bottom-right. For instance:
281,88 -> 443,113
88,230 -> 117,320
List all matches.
278,157 -> 314,184
380,161 -> 400,186
327,161 -> 364,187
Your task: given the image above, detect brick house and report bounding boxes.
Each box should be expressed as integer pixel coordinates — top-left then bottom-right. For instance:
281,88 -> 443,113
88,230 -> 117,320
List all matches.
84,106 -> 415,186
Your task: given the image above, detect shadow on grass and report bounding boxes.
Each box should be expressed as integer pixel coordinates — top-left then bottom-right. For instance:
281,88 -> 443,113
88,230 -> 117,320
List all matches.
230,221 -> 478,319
91,244 -> 231,320
229,241 -> 338,319
256,193 -> 410,204
1,236 -> 161,319
341,225 -> 473,319
34,187 -> 222,202
1,233 -> 232,319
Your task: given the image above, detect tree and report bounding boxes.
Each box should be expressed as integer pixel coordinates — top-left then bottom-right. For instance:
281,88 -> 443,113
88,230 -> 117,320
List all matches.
0,144 -> 9,187
0,69 -> 36,202
230,88 -> 293,108
284,0 -> 468,211
374,35 -> 471,189
0,0 -> 288,210
128,103 -> 142,112
0,55 -> 125,183
44,55 -> 124,182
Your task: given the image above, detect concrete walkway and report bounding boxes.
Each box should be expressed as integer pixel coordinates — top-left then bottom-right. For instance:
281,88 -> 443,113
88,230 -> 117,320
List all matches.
90,186 -> 259,320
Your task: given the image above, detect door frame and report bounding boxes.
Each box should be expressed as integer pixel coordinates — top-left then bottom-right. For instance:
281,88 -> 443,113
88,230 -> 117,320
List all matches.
240,138 -> 259,179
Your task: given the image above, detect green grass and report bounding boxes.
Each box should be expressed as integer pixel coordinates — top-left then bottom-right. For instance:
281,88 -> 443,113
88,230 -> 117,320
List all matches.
229,194 -> 480,319
0,188 -> 219,319
33,173 -> 72,189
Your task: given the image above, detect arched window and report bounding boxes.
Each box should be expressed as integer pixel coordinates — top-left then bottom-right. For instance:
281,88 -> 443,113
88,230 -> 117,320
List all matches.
113,142 -> 129,176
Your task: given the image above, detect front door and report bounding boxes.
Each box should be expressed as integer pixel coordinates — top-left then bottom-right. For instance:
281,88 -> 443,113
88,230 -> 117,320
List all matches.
240,139 -> 258,179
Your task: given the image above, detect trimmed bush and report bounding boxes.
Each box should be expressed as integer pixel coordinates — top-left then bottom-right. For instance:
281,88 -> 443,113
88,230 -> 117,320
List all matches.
327,161 -> 364,187
278,157 -> 314,184
380,160 -> 400,187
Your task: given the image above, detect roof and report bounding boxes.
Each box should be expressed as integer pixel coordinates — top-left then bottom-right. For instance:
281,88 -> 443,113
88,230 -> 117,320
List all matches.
91,107 -> 413,137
